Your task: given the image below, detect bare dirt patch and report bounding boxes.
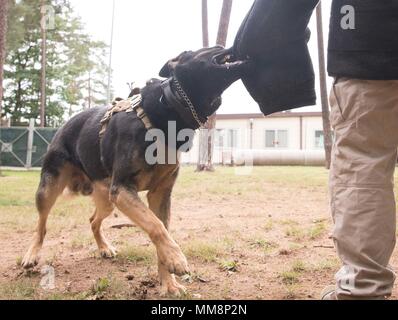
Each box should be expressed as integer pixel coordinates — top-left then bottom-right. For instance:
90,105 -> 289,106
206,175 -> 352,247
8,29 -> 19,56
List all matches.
0,167 -> 397,300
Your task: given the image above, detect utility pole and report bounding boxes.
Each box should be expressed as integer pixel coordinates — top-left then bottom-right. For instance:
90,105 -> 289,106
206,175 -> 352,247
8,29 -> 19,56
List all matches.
40,0 -> 47,127
107,0 -> 115,104
88,71 -> 92,109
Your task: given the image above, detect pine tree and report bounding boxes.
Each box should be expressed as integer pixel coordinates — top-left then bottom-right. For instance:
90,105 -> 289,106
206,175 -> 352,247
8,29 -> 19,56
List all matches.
3,0 -> 108,126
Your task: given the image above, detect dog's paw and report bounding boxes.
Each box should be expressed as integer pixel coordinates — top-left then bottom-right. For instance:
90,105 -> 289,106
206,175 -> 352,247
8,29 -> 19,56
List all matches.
99,245 -> 117,259
21,251 -> 38,269
158,243 -> 189,276
160,280 -> 187,298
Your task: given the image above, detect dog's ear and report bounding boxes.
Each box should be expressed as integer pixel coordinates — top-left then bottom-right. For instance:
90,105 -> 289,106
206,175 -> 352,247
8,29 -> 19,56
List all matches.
159,61 -> 172,78
159,58 -> 178,78
159,51 -> 189,78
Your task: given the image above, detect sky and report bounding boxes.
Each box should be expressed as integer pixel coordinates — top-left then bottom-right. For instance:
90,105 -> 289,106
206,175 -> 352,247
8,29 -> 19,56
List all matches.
70,0 -> 333,114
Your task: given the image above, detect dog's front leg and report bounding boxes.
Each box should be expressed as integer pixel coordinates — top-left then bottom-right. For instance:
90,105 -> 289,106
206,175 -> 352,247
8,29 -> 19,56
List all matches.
148,187 -> 187,297
111,187 -> 189,278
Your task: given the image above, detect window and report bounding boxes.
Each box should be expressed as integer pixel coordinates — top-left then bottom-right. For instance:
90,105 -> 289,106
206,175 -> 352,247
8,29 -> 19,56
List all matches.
315,130 -> 324,149
214,129 -> 225,148
214,129 -> 238,149
227,129 -> 238,148
265,130 -> 288,148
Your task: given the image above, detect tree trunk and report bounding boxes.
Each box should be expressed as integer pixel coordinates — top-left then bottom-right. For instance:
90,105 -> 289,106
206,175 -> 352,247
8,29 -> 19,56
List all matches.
201,0 -> 209,48
0,0 -> 9,176
196,0 -> 210,171
316,1 -> 333,169
196,0 -> 233,172
0,0 -> 8,123
40,0 -> 47,127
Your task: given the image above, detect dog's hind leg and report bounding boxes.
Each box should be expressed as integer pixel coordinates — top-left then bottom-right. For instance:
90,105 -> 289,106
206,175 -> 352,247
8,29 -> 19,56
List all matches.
22,164 -> 71,268
90,183 -> 116,258
111,186 -> 189,277
147,169 -> 186,297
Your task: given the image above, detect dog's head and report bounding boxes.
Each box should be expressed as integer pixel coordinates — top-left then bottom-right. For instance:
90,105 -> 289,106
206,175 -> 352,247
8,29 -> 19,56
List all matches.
159,46 -> 247,118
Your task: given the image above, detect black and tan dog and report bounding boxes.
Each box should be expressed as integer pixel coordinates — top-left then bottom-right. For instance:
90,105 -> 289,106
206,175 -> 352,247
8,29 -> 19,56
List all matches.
21,46 -> 246,296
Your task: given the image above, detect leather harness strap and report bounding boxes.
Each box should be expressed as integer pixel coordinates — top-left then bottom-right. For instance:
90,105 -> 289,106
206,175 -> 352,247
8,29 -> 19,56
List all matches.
99,94 -> 153,138
99,76 -> 206,137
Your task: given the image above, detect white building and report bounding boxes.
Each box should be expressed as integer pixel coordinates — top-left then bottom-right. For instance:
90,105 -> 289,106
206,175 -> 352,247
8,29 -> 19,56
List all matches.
182,111 -> 326,165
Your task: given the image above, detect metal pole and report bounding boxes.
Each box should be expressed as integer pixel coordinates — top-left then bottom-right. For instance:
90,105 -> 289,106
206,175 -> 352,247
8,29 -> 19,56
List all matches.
107,0 -> 116,104
40,0 -> 47,127
26,118 -> 35,168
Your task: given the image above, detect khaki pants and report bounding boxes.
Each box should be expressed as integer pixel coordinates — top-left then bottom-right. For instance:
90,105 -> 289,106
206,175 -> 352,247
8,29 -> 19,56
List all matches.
329,78 -> 398,299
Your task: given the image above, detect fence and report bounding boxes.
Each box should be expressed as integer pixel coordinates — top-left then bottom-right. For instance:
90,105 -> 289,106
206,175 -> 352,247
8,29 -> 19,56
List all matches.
0,119 -> 57,168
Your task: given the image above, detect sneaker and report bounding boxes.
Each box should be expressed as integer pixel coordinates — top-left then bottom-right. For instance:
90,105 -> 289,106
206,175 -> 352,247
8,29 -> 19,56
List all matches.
320,285 -> 387,300
320,285 -> 337,300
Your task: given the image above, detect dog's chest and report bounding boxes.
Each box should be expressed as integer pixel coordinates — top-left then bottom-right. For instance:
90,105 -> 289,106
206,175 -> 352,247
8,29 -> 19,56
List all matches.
135,163 -> 179,192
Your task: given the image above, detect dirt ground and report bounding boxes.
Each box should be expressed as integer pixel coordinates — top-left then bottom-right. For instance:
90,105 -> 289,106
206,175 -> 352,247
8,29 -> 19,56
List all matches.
0,166 -> 397,300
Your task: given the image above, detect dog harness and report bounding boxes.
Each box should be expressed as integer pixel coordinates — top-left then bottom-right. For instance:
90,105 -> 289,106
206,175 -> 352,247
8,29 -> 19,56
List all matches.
99,94 -> 153,138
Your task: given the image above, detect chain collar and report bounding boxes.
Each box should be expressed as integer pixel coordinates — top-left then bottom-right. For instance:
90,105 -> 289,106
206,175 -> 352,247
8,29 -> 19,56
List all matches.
172,77 -> 206,128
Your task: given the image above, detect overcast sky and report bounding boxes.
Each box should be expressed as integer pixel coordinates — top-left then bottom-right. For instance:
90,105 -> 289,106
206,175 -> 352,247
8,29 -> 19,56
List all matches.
70,0 -> 333,114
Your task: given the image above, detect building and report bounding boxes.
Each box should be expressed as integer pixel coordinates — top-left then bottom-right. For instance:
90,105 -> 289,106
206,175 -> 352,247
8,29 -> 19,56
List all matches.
181,111 -> 326,165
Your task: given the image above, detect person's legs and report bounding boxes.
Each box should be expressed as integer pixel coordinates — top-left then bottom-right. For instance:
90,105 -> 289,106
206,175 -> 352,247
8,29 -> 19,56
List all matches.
329,78 -> 398,299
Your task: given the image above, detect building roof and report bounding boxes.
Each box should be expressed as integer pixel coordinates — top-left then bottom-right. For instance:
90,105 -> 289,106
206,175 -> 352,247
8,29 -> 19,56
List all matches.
215,111 -> 322,120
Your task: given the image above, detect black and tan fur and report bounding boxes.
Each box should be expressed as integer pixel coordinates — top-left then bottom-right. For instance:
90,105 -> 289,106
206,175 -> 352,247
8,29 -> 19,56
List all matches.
21,46 -> 246,296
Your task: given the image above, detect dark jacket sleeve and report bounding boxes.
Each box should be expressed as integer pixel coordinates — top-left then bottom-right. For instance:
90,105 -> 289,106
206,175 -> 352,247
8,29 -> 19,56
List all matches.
233,0 -> 319,115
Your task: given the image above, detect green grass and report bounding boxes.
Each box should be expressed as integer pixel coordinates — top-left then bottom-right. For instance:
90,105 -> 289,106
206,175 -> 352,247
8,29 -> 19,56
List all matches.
279,271 -> 300,285
184,241 -> 223,263
308,221 -> 327,240
249,238 -> 279,254
0,279 -> 38,300
219,260 -> 239,272
285,226 -> 306,241
0,167 -> 397,300
291,260 -> 307,273
90,276 -> 129,299
279,260 -> 308,286
116,245 -> 155,265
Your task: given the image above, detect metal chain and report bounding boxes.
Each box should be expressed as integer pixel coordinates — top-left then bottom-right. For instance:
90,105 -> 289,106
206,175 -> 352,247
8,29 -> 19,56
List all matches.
173,78 -> 205,128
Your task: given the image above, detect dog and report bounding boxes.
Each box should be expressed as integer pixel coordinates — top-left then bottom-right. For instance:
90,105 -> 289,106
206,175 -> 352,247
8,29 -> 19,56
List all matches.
21,46 -> 246,296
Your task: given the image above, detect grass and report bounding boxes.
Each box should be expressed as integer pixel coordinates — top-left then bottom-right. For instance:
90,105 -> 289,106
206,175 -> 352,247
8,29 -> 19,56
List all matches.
219,260 -> 239,272
263,220 -> 274,231
308,221 -> 327,240
249,238 -> 279,254
279,260 -> 308,286
92,277 -> 111,295
285,226 -> 306,241
284,220 -> 327,241
280,271 -> 300,285
173,166 -> 331,201
90,276 -> 129,299
292,260 -> 307,273
314,257 -> 340,272
0,279 -> 38,300
0,167 -> 397,300
184,241 -> 223,263
116,245 -> 155,265
71,234 -> 93,249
